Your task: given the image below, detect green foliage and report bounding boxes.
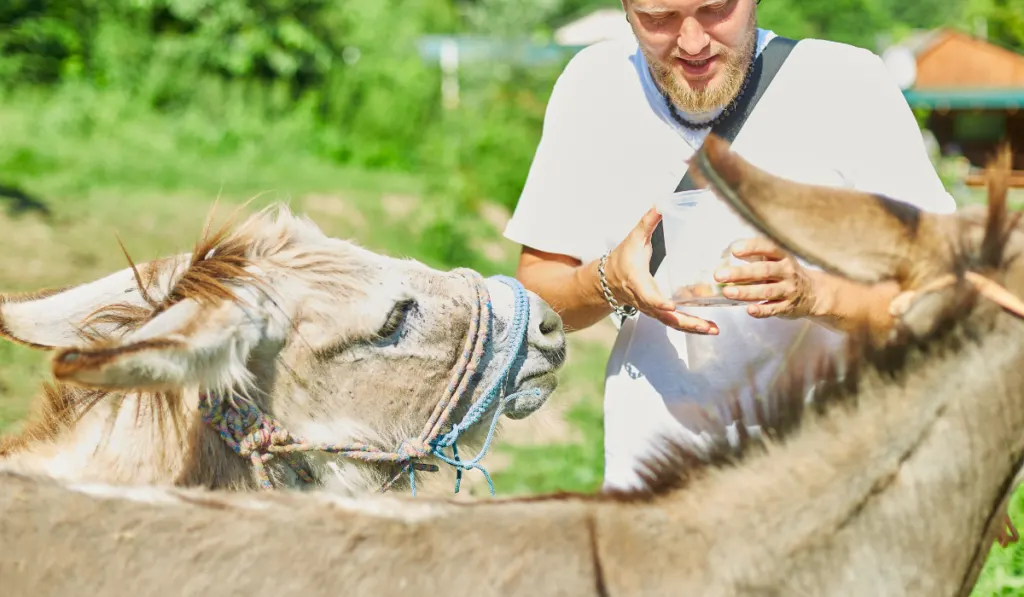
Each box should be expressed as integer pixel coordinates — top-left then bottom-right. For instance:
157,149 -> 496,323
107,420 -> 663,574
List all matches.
888,0 -> 966,31
0,0 -> 564,265
757,0 -> 1024,52
418,60 -> 560,211
3,1 -> 1024,592
0,0 -> 459,171
777,0 -> 889,49
970,487 -> 1024,596
963,0 -> 1024,51
460,0 -> 564,37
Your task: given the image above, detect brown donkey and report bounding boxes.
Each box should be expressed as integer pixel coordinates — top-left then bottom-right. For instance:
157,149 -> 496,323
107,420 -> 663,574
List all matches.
2,135 -> 1022,597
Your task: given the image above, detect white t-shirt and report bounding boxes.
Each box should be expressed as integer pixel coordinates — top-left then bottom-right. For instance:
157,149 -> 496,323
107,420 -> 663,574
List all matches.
503,30 -> 958,491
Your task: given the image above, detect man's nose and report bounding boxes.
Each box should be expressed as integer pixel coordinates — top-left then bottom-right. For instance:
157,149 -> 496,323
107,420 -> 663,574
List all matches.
677,16 -> 710,56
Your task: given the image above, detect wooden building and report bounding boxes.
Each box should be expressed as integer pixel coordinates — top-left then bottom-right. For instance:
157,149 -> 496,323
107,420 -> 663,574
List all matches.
898,28 -> 1024,186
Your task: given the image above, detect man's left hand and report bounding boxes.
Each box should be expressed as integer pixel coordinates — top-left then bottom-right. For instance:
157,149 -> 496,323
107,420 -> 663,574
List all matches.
712,237 -> 823,319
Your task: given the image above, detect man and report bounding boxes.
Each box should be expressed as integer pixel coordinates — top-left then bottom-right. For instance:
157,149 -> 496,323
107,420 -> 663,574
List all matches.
502,0 -> 957,491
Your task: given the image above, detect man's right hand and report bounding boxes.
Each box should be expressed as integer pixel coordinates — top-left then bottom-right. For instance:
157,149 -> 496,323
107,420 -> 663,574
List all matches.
601,207 -> 720,335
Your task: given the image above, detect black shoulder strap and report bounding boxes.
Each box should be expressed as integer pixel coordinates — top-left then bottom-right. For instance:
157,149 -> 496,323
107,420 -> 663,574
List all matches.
648,36 -> 798,277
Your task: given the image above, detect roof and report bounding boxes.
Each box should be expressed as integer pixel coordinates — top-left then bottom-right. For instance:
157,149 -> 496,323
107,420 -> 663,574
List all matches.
882,27 -> 1024,109
912,28 -> 1024,88
892,28 -> 948,57
902,87 -> 1024,110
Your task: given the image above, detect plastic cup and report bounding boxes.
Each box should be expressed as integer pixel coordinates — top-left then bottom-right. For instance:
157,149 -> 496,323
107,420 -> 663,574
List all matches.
656,187 -> 761,309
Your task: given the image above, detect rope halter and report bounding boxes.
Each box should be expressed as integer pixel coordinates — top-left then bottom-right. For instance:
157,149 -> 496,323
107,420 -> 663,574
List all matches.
198,270 -> 539,496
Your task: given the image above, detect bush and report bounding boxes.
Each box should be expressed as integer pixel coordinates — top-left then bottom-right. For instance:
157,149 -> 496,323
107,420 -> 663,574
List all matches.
0,0 -> 569,217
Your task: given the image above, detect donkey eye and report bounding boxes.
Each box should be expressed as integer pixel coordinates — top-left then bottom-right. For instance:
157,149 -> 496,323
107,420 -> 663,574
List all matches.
374,298 -> 416,341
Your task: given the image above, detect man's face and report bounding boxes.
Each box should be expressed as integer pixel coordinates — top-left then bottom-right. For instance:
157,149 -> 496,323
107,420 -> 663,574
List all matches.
622,0 -> 757,114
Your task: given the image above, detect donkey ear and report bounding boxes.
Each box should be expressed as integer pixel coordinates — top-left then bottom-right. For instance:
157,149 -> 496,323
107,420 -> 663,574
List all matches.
0,255 -> 188,349
689,134 -> 957,287
50,285 -> 287,393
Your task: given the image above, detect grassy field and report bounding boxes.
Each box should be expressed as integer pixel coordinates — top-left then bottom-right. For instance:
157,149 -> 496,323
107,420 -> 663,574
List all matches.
0,89 -> 1022,595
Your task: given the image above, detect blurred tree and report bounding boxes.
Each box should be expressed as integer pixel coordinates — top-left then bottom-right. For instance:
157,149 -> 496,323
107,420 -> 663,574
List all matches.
551,0 -> 622,23
782,0 -> 889,49
888,0 -> 967,30
754,0 -> 816,41
963,0 -> 1024,51
458,0 -> 566,37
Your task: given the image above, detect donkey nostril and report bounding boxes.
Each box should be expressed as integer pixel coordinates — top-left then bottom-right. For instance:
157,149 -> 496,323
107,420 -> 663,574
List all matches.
538,306 -> 563,338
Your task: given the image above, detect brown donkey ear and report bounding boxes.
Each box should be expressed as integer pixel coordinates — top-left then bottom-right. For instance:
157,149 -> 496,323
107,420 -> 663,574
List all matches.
688,134 -> 957,288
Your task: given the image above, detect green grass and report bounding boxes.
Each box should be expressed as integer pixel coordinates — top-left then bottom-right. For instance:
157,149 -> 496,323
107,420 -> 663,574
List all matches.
490,337 -> 609,496
974,491 -> 1024,596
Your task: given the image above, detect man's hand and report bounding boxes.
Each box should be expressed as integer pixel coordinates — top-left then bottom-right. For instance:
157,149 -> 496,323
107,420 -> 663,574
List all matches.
710,236 -> 902,341
712,237 -> 821,319
603,207 -> 720,335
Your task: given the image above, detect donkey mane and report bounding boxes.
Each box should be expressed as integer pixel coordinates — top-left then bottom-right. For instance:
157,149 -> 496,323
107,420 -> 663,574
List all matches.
79,203 -> 279,343
604,146 -> 1022,503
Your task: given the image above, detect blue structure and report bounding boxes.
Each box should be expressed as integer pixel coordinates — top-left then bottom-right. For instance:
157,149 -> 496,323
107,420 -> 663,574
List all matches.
416,35 -> 586,66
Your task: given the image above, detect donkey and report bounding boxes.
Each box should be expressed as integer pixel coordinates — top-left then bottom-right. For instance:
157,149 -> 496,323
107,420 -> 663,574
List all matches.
0,204 -> 567,497
2,134 -> 1022,597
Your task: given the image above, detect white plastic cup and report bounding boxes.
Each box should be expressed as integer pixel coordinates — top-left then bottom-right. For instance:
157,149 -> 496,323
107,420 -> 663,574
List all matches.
656,187 -> 761,309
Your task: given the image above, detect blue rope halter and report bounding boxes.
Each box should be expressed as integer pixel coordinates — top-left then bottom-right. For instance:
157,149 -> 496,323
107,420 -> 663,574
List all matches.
411,274 -> 539,497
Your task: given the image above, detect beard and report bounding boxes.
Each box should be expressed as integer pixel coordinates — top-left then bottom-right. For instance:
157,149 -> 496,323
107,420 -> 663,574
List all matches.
643,14 -> 758,115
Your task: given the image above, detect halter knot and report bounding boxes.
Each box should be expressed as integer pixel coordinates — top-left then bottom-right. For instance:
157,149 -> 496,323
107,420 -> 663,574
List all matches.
238,426 -> 288,457
397,438 -> 430,460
